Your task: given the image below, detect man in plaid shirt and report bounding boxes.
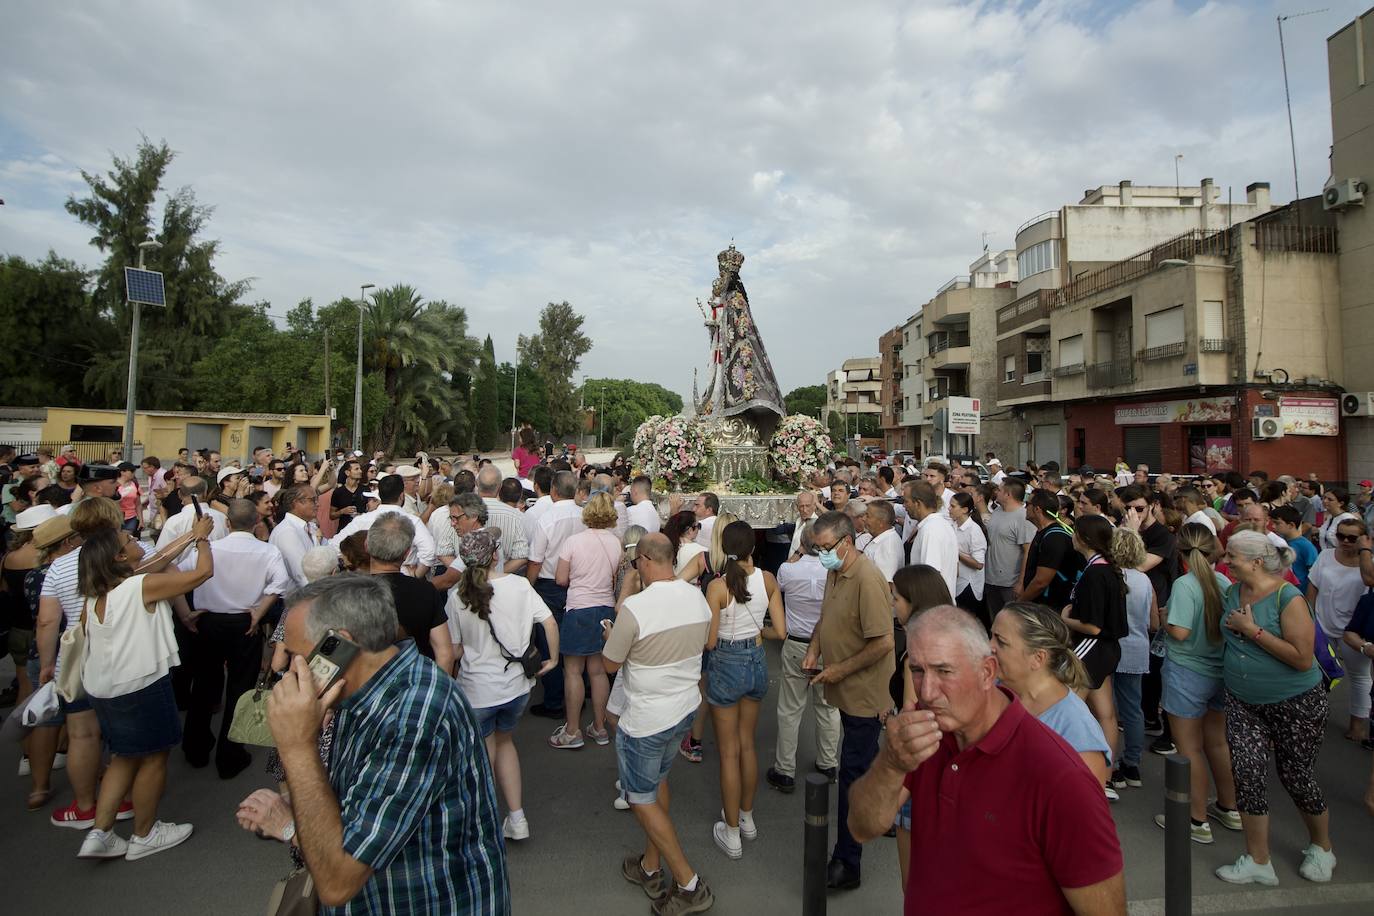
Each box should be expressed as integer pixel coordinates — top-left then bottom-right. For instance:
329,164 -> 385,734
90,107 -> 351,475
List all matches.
262,575 -> 509,914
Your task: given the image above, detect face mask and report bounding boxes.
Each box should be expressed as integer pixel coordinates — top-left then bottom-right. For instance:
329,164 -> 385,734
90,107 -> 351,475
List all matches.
818,546 -> 843,571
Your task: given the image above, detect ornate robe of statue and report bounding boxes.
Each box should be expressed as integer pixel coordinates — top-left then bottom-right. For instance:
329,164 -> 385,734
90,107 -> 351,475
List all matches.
696,245 -> 786,445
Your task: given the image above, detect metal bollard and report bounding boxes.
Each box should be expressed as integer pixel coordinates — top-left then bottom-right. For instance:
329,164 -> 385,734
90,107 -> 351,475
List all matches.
803,773 -> 829,916
1164,754 -> 1192,916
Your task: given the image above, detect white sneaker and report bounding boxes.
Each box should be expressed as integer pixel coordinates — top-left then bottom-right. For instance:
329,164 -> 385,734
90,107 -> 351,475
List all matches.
17,756 -> 30,777
125,821 -> 193,861
738,810 -> 757,841
78,829 -> 129,859
1216,854 -> 1278,886
502,815 -> 529,841
1298,845 -> 1336,883
613,793 -> 631,811
1104,785 -> 1120,802
52,752 -> 67,771
712,821 -> 742,859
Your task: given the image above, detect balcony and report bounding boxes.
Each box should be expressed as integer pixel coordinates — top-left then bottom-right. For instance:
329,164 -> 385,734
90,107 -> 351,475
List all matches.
1140,342 -> 1185,361
1053,363 -> 1085,378
1199,338 -> 1233,353
1022,370 -> 1049,385
1088,361 -> 1135,389
928,331 -> 971,354
997,289 -> 1054,336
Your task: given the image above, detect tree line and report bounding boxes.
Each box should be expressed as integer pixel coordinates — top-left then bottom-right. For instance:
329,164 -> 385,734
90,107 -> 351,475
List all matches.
0,139 -> 680,454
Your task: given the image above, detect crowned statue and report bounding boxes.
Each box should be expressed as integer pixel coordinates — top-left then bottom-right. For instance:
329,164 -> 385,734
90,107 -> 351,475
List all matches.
694,245 -> 786,447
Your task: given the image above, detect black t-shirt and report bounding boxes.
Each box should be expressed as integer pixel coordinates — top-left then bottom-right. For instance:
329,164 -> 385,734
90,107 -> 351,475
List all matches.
1022,524 -> 1084,610
161,491 -> 183,517
1069,562 -> 1128,641
331,483 -> 368,518
378,573 -> 447,659
1140,522 -> 1178,605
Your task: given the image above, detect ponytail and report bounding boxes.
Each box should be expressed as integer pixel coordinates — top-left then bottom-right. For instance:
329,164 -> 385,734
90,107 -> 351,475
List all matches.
1000,600 -> 1091,692
458,563 -> 494,621
720,520 -> 756,606
1178,523 -> 1223,643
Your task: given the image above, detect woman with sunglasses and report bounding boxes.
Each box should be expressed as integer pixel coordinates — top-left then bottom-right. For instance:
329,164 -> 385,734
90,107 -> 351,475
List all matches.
73,517 -> 214,861
1306,516 -> 1374,742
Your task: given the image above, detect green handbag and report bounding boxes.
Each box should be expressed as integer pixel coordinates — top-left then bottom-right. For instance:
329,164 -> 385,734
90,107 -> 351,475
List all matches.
228,671 -> 277,747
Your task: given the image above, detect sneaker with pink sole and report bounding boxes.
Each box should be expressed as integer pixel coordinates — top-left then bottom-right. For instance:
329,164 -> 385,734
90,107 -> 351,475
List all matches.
548,725 -> 585,749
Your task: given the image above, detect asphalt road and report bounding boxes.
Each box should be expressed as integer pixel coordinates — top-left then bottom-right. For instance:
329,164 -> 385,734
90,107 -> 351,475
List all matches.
3,642 -> 1373,915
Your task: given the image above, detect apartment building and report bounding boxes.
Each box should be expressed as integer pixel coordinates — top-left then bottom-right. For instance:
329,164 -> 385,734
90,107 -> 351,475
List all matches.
918,249 -> 1018,459
1330,9 -> 1374,480
996,179 -> 1275,468
878,327 -> 907,452
825,357 -> 883,443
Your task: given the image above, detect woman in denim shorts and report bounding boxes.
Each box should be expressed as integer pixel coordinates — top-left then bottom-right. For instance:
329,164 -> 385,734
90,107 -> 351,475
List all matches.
1159,523 -> 1241,843
705,521 -> 785,859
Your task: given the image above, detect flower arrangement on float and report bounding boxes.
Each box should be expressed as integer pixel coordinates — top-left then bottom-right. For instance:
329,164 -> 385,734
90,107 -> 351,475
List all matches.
769,414 -> 833,485
632,414 -> 712,488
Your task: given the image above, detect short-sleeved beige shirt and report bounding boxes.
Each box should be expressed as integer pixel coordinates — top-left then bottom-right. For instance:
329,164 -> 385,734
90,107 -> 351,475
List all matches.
816,551 -> 895,716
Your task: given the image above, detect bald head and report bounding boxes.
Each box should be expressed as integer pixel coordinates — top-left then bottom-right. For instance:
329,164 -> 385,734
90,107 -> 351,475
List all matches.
476,464 -> 501,496
635,532 -> 675,584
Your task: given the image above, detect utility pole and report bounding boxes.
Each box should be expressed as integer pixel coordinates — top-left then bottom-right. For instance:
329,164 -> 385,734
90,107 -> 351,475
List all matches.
323,326 -> 331,441
353,283 -> 374,453
123,240 -> 162,460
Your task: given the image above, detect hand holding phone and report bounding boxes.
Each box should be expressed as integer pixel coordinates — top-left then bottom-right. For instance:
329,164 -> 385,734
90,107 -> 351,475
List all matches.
191,494 -> 204,518
305,629 -> 360,695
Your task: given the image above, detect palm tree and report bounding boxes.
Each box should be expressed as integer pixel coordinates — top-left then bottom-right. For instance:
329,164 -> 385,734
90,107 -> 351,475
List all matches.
362,285 -> 479,454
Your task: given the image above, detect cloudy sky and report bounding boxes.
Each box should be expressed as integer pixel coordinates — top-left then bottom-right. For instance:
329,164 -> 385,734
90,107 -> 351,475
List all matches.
0,0 -> 1360,405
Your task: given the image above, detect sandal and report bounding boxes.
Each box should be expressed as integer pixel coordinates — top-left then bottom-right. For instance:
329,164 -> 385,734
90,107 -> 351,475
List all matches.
26,790 -> 52,811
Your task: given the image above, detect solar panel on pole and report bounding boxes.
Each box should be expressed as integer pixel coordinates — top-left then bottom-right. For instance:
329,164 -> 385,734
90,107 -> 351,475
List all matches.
124,267 -> 166,306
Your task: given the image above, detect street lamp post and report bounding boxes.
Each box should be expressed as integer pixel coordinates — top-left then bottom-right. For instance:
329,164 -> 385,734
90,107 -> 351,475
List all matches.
353,283 -> 375,453
123,240 -> 162,459
599,384 -> 605,449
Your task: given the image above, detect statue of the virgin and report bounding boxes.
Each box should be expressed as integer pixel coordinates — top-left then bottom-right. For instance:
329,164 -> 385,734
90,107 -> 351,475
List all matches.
695,245 -> 786,445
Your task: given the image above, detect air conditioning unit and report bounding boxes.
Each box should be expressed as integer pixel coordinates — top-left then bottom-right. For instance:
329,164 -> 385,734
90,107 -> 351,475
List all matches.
1342,392 -> 1374,416
1323,178 -> 1367,211
1252,416 -> 1284,440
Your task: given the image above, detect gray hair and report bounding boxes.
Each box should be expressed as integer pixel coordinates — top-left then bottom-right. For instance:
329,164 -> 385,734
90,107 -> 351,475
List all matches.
450,492 -> 488,525
476,464 -> 502,496
798,521 -> 818,556
1227,529 -> 1294,573
225,497 -> 257,532
907,604 -> 994,664
843,499 -> 867,519
366,512 -> 415,563
553,470 -> 577,500
179,476 -> 208,498
288,573 -> 398,652
301,545 -> 341,582
811,509 -> 855,544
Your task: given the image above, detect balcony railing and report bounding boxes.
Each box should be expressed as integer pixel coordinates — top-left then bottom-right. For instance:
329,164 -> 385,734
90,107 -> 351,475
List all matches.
1016,210 -> 1058,238
1022,370 -> 1049,384
928,332 -> 971,354
1254,223 -> 1337,254
1055,229 -> 1231,309
1053,363 -> 1085,377
1140,342 -> 1186,361
996,288 -> 1054,334
1199,338 -> 1233,353
1088,361 -> 1134,388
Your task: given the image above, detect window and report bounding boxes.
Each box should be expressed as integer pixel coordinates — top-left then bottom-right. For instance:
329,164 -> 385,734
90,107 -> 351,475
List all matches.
1026,351 -> 1044,374
1004,355 -> 1016,382
1016,239 -> 1060,278
1058,334 -> 1083,368
1145,305 -> 1185,348
1203,300 -> 1224,339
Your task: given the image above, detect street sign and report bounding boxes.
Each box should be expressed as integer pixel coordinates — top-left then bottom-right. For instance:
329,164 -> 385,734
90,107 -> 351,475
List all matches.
124,267 -> 166,306
948,396 -> 981,435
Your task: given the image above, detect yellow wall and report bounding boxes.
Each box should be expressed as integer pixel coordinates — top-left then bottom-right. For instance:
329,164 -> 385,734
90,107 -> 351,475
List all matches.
39,408 -> 330,463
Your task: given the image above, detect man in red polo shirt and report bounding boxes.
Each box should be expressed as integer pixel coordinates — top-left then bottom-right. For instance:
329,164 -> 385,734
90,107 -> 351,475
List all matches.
848,605 -> 1125,915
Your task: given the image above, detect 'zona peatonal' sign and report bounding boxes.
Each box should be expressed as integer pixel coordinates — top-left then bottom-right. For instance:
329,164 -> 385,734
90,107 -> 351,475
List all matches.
948,396 -> 981,435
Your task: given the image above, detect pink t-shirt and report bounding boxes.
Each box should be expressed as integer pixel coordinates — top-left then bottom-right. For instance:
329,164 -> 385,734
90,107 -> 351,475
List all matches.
557,528 -> 621,610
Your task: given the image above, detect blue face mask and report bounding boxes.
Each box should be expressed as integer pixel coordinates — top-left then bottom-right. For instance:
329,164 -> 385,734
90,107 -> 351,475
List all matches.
818,546 -> 843,570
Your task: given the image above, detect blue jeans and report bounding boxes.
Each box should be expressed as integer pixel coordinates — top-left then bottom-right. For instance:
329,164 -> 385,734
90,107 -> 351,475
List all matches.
533,579 -> 567,710
832,711 -> 881,871
616,711 -> 696,805
1112,672 -> 1144,768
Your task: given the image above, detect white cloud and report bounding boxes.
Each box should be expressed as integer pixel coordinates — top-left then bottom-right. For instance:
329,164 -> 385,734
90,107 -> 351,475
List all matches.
0,0 -> 1359,402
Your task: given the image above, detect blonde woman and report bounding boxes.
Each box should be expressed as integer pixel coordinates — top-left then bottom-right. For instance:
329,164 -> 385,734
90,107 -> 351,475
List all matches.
1155,523 -> 1240,844
548,491 -> 622,749
1107,527 -> 1155,795
680,510 -> 739,763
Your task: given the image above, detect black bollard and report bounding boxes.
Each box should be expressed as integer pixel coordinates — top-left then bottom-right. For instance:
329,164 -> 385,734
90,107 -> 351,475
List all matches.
1164,754 -> 1192,916
803,773 -> 829,916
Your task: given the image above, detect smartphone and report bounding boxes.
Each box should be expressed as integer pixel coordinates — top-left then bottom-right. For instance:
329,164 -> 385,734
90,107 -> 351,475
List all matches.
190,494 -> 203,518
304,629 -> 361,695
802,667 -> 824,678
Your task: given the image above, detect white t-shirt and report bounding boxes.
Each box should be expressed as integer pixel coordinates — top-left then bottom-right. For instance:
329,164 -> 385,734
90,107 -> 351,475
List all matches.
529,499 -> 587,580
776,555 -> 826,639
912,512 -> 960,599
675,541 -> 707,577
863,528 -> 903,583
627,499 -> 661,534
602,579 -> 711,737
1308,550 -> 1368,635
954,517 -> 988,601
695,515 -> 716,548
448,575 -> 551,709
1184,509 -> 1217,534
522,494 -> 554,543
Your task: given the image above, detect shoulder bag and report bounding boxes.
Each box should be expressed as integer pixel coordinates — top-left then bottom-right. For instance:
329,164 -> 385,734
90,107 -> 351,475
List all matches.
230,638 -> 281,747
54,601 -> 91,703
483,613 -> 542,679
265,867 -> 318,916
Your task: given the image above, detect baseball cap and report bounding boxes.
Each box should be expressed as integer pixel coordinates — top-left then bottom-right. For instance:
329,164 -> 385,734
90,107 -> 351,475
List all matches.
1360,480 -> 1373,489
395,465 -> 421,479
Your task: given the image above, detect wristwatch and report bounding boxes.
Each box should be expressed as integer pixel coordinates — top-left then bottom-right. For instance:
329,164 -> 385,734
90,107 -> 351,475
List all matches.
281,821 -> 296,843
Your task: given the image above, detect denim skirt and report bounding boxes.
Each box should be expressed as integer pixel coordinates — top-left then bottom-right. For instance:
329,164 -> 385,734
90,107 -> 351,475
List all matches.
89,674 -> 182,757
560,605 -> 614,656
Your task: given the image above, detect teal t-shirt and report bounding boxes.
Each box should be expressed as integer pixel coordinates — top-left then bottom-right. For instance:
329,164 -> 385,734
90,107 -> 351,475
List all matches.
1165,570 -> 1231,679
1221,582 -> 1321,704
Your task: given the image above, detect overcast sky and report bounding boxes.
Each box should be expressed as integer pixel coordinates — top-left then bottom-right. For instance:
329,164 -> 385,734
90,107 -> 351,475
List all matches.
0,1 -> 1360,405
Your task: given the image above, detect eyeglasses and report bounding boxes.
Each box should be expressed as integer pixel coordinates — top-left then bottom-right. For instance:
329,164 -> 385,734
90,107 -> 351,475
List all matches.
1337,533 -> 1361,543
814,536 -> 847,552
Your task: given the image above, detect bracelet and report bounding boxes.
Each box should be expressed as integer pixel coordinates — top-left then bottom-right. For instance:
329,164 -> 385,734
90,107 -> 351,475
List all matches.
1362,548 -> 1372,554
1250,628 -> 1264,642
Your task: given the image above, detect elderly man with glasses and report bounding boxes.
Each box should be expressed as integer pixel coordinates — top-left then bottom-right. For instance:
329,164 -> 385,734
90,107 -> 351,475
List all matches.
270,484 -> 324,589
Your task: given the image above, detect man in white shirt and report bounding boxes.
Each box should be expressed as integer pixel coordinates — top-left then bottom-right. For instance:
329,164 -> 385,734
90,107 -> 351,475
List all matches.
156,476 -> 229,558
920,463 -> 956,520
693,492 -> 719,548
790,490 -> 820,559
523,466 -> 555,543
903,479 -> 959,598
601,533 -> 714,910
476,464 -> 530,573
183,499 -> 291,777
768,524 -> 840,794
987,458 -> 1006,485
627,475 -> 661,534
395,463 -> 425,516
270,484 -> 322,589
862,499 -> 904,585
526,470 -> 586,718
1177,486 -> 1217,535
333,474 -> 436,576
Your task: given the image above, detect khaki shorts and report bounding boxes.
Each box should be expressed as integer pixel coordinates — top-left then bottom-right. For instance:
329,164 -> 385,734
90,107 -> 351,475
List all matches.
6,627 -> 33,669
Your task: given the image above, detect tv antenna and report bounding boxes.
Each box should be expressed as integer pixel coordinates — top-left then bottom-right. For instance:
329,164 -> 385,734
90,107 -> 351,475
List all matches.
1277,9 -> 1328,208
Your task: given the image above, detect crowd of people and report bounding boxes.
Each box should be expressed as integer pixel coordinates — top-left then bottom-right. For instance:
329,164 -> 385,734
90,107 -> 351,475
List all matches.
2,432 -> 1373,913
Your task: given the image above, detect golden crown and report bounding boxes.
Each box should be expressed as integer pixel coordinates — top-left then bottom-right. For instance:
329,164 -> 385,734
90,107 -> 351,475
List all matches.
717,244 -> 745,273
